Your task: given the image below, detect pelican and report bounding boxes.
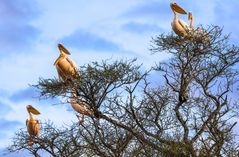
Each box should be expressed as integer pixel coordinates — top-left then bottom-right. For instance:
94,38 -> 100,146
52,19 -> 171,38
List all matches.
188,11 -> 194,30
68,94 -> 93,125
170,2 -> 191,37
54,43 -> 79,81
187,11 -> 210,44
26,105 -> 40,146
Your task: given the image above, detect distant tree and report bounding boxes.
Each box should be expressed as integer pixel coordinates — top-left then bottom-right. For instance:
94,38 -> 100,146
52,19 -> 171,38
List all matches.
8,26 -> 239,157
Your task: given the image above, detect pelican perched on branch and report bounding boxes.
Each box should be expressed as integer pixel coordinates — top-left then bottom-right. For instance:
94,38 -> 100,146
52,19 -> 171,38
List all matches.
170,2 -> 189,37
26,105 -> 40,146
68,93 -> 93,126
54,43 -> 79,81
187,11 -> 210,44
170,2 -> 210,44
170,2 -> 197,38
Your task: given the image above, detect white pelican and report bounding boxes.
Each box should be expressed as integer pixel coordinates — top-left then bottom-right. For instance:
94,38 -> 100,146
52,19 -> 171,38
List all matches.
187,11 -> 210,44
54,43 -> 79,81
26,105 -> 40,146
188,11 -> 194,30
170,2 -> 191,37
68,94 -> 93,126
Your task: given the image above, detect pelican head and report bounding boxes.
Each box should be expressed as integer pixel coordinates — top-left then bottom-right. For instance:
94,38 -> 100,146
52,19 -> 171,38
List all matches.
54,43 -> 70,65
26,105 -> 40,115
58,43 -> 71,55
188,11 -> 193,20
170,2 -> 187,14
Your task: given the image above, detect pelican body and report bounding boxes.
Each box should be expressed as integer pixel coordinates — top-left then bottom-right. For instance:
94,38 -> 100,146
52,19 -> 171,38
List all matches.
26,105 -> 40,146
170,2 -> 189,37
69,96 -> 93,125
54,44 -> 79,81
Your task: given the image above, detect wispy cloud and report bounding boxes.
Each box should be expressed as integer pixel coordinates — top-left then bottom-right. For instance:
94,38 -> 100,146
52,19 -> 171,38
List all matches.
214,1 -> 239,44
0,0 -> 41,54
0,119 -> 22,148
120,1 -> 172,32
9,87 -> 38,102
62,30 -> 120,52
0,101 -> 12,116
122,22 -> 162,33
9,87 -> 60,107
0,119 -> 21,130
123,1 -> 168,19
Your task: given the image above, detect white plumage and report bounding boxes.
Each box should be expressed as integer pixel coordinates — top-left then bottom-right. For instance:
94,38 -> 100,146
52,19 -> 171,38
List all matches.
68,94 -> 93,125
54,44 -> 79,81
26,105 -> 41,146
170,2 -> 190,37
170,2 -> 210,44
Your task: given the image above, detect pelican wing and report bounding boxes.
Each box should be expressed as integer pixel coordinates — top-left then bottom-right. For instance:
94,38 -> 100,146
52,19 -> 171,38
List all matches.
69,98 -> 92,116
56,64 -> 68,81
35,120 -> 41,136
178,19 -> 189,31
27,119 -> 40,136
36,119 -> 40,124
66,57 -> 79,76
171,19 -> 188,37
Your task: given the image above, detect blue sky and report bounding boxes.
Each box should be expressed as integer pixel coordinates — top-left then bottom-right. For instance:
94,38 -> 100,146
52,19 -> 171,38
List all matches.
1,0 -> 239,156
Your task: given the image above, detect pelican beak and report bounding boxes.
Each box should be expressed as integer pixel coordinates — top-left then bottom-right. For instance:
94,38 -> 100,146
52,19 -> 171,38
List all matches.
27,105 -> 41,115
170,3 -> 187,14
188,11 -> 193,20
58,43 -> 71,55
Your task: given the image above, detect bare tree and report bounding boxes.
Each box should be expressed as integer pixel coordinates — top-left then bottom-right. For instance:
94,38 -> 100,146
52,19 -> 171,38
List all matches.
8,26 -> 239,157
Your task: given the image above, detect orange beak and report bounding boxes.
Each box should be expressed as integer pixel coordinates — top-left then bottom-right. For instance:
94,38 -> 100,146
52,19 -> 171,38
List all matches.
58,43 -> 71,55
170,3 -> 187,14
27,105 -> 41,115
